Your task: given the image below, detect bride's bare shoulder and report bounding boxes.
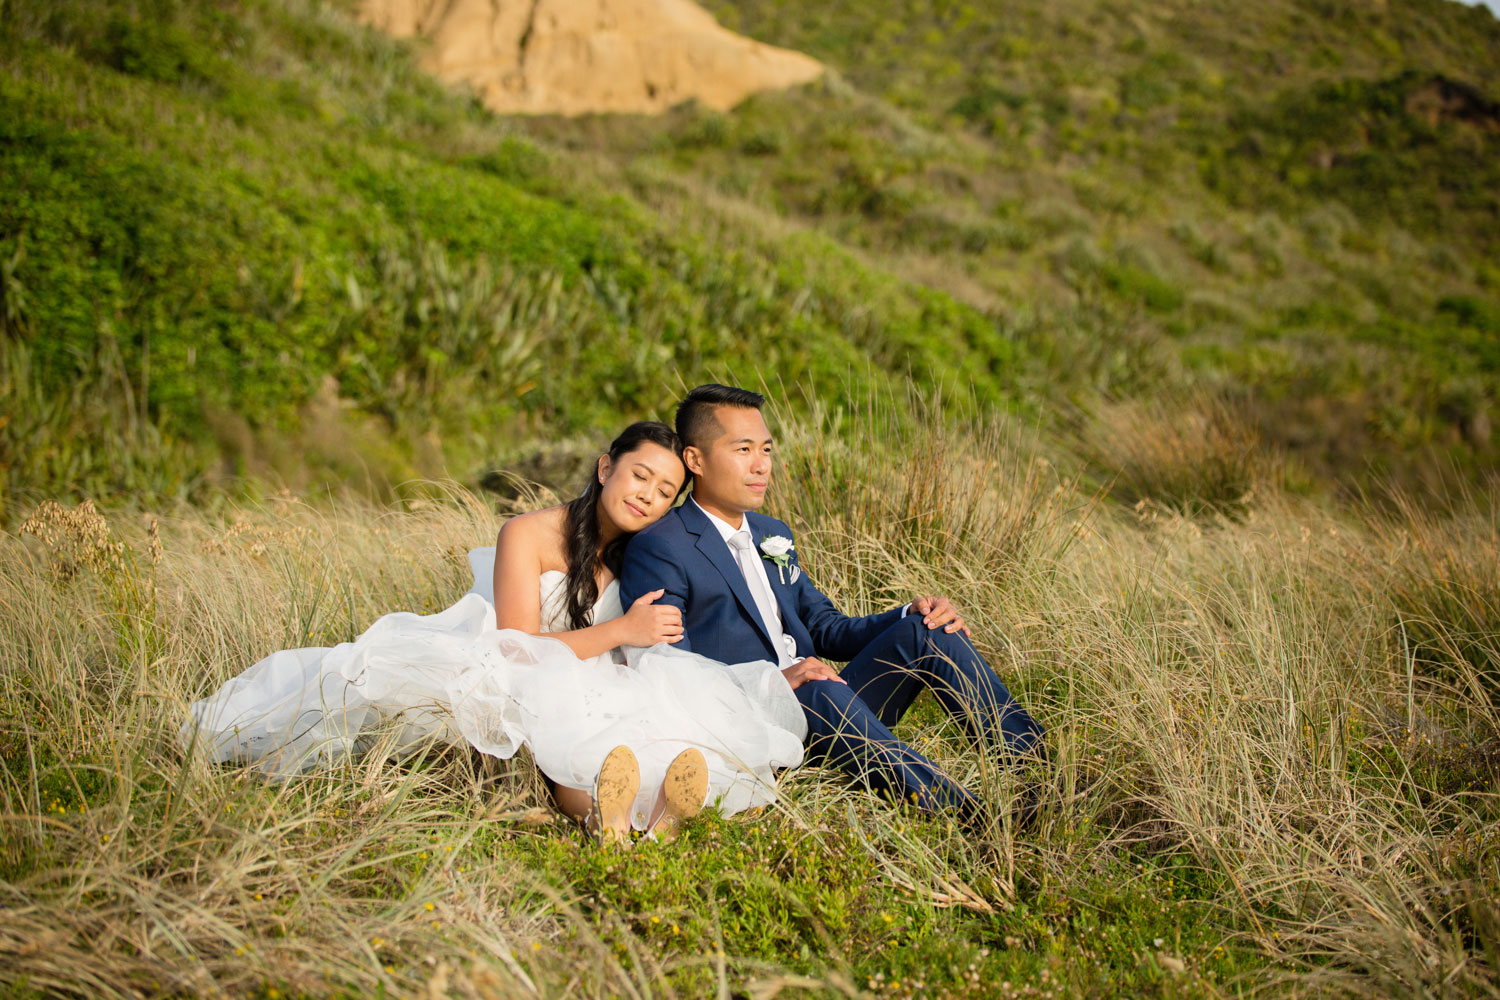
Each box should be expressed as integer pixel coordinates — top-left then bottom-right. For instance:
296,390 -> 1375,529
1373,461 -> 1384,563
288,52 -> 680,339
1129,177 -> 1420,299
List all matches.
496,507 -> 569,566
497,505 -> 566,535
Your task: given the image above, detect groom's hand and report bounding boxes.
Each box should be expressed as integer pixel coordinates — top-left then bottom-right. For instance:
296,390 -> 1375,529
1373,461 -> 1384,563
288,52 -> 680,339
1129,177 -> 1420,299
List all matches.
910,595 -> 970,636
781,657 -> 845,691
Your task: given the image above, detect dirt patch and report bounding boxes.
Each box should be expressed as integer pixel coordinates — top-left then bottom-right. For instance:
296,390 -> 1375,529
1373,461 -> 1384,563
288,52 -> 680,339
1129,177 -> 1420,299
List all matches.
359,0 -> 823,115
1404,73 -> 1500,132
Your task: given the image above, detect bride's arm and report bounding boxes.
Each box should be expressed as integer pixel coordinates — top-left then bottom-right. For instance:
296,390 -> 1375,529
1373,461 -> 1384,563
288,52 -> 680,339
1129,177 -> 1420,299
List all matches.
491,513 -> 630,660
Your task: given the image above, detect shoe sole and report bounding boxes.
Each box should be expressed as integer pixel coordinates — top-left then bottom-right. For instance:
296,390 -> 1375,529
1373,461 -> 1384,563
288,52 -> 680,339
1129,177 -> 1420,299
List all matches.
592,745 -> 639,844
655,748 -> 708,843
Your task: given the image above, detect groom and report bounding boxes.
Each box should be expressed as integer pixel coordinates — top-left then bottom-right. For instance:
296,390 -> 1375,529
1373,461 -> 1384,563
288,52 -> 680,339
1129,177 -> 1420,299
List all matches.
620,384 -> 1045,817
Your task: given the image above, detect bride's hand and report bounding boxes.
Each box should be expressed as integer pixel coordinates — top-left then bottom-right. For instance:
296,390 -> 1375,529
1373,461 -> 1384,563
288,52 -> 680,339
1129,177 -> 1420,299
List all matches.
620,589 -> 684,646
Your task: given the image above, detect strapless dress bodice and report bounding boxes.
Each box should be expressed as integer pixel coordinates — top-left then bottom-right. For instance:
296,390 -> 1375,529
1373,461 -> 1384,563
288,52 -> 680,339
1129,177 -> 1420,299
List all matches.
537,569 -> 622,633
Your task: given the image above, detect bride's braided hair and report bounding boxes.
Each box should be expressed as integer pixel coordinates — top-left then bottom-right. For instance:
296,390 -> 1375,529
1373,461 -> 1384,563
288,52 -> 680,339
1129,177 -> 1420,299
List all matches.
562,420 -> 682,631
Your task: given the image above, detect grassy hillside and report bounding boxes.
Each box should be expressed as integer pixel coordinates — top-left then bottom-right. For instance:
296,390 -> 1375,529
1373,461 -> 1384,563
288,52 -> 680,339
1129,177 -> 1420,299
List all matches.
575,0 -> 1500,486
0,0 -> 1021,515
3,0 -> 1499,517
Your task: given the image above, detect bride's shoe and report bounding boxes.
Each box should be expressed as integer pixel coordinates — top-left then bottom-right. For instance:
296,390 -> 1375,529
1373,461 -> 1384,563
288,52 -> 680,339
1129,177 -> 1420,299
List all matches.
589,745 -> 639,845
651,748 -> 708,843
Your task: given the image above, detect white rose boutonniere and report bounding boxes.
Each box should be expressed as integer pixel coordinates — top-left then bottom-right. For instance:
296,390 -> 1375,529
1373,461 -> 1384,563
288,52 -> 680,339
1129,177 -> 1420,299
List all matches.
760,535 -> 797,583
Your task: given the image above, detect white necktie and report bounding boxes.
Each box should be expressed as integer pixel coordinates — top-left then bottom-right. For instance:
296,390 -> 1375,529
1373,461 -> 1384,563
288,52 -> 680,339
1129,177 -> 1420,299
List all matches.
727,531 -> 787,665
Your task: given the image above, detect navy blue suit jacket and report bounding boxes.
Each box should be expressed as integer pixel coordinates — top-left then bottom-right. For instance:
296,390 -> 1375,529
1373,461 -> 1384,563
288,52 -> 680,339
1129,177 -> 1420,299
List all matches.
620,500 -> 904,666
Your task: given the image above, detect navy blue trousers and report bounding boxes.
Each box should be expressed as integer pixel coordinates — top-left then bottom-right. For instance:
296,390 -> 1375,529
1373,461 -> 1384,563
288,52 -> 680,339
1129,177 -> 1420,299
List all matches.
794,615 -> 1045,811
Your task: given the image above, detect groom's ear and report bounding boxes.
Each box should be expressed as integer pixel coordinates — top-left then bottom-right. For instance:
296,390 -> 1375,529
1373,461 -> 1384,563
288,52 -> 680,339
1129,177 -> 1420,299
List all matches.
682,445 -> 705,477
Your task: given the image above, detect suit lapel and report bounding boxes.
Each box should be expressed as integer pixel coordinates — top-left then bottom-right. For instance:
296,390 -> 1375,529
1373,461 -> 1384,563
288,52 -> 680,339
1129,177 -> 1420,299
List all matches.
680,501 -> 777,650
749,517 -> 803,642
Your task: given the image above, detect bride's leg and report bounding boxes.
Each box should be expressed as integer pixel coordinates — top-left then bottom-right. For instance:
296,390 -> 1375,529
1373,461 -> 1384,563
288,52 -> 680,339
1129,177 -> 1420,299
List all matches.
544,763 -> 632,835
550,782 -> 593,824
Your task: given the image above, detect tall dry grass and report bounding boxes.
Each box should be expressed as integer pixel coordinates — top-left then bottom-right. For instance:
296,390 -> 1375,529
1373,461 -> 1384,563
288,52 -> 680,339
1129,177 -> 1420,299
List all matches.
1063,393 -> 1275,518
2,406 -> 1497,996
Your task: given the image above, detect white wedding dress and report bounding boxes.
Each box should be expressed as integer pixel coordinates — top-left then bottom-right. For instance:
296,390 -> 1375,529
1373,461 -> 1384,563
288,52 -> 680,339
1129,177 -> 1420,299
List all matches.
185,548 -> 807,827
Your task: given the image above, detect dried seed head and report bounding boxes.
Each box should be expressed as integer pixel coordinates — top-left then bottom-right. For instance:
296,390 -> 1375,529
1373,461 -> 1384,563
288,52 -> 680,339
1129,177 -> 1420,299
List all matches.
18,499 -> 125,582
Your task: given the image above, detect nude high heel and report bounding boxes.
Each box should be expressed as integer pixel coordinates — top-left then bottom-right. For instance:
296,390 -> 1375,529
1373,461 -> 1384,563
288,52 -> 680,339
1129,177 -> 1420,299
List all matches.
652,748 -> 708,843
589,745 -> 639,845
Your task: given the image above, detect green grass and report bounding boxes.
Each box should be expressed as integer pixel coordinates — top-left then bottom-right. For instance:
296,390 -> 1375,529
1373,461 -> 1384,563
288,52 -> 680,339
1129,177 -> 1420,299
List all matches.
2,398 -> 1497,996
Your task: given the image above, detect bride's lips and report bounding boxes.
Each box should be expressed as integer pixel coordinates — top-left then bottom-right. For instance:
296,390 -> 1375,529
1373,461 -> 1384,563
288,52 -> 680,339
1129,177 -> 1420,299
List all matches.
625,501 -> 648,518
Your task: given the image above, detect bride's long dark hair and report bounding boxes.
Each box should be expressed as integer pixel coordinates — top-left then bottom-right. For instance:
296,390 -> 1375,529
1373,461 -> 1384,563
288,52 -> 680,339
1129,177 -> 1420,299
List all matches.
562,420 -> 682,631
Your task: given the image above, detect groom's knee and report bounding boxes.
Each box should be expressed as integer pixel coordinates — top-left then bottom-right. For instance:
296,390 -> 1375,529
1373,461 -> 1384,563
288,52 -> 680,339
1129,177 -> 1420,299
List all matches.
797,678 -> 856,713
873,613 -> 943,662
892,614 -> 981,656
904,620 -> 986,674
796,679 -> 868,734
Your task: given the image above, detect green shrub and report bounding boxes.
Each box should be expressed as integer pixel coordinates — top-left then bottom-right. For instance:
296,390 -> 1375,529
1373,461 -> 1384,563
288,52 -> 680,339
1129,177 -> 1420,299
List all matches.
102,11 -> 219,84
1101,262 -> 1183,313
1439,294 -> 1500,335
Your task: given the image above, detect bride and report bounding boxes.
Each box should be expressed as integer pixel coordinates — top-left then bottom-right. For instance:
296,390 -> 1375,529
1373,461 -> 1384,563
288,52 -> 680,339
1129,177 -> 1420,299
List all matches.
184,421 -> 807,840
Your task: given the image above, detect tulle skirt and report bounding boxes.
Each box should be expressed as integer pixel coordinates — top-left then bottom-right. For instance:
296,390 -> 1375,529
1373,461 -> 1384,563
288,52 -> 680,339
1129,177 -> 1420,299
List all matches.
184,594 -> 807,827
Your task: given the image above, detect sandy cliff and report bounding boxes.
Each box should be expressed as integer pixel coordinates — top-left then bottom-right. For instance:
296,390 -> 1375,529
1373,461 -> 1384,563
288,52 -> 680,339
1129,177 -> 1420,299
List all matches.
359,0 -> 824,115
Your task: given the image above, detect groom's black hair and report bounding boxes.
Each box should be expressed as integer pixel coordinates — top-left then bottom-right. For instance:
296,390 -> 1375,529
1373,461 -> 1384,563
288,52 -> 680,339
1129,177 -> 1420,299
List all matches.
676,384 -> 765,450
